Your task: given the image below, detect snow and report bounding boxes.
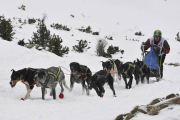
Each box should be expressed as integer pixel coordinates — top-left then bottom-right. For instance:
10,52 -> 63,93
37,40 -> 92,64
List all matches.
0,0 -> 180,120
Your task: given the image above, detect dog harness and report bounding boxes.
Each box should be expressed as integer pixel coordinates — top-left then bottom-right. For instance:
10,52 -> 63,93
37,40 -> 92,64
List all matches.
123,63 -> 136,75
95,74 -> 108,80
110,59 -> 116,70
94,73 -> 109,86
139,62 -> 148,75
48,67 -> 61,81
139,62 -> 155,75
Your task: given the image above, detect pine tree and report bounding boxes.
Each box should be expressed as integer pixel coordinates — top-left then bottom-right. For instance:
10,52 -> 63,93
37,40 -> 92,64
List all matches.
103,51 -> 112,58
107,45 -> 120,54
18,39 -> 25,46
176,32 -> 180,42
72,40 -> 89,53
49,34 -> 69,57
31,19 -> 51,47
0,16 -> 15,41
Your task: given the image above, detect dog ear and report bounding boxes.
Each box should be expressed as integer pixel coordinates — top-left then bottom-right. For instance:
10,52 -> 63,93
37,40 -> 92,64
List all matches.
11,69 -> 15,72
133,60 -> 136,64
70,62 -> 73,67
137,58 -> 140,62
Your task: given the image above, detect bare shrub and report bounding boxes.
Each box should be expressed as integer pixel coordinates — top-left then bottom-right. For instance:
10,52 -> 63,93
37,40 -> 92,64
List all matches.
95,38 -> 108,56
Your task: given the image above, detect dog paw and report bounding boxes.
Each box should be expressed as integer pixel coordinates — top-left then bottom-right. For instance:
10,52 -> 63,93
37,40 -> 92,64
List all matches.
59,93 -> 64,99
21,98 -> 26,101
86,89 -> 90,95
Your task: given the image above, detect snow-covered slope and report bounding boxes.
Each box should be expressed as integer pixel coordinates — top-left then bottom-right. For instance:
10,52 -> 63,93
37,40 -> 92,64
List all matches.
0,0 -> 180,120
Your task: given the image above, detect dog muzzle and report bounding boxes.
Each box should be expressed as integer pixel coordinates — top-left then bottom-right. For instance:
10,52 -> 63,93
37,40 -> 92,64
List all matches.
88,83 -> 93,90
34,79 -> 40,84
10,81 -> 16,88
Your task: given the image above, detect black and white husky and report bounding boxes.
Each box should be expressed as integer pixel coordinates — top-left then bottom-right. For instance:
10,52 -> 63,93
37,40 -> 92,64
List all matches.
10,68 -> 38,100
101,59 -> 122,83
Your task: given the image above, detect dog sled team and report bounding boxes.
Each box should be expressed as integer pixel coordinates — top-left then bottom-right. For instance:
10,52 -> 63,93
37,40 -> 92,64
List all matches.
9,30 -> 170,100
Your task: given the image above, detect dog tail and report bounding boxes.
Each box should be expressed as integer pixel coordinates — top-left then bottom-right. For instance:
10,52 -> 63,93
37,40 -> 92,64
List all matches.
63,79 -> 71,92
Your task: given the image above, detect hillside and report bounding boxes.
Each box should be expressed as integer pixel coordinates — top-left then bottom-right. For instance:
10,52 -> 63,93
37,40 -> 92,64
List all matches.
0,0 -> 180,120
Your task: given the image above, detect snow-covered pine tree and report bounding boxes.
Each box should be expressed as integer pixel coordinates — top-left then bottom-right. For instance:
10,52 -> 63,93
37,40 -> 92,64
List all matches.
49,34 -> 69,57
30,19 -> 51,48
72,40 -> 89,53
0,16 -> 15,41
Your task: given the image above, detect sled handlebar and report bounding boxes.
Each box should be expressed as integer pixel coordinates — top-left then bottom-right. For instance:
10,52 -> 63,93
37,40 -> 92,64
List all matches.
141,44 -> 163,52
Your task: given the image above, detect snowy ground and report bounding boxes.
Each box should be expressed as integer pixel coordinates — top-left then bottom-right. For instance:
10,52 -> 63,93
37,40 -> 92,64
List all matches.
0,0 -> 180,120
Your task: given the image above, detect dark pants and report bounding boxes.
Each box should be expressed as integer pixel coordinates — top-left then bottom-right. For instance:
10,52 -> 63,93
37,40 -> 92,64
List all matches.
159,54 -> 166,78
